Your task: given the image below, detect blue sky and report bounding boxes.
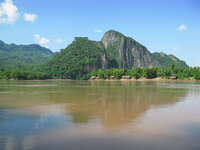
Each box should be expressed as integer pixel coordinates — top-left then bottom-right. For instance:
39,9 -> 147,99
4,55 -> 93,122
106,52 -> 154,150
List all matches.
0,0 -> 200,66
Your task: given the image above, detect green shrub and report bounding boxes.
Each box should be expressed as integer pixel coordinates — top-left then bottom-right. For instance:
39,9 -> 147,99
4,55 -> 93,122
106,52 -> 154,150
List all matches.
127,68 -> 143,79
91,69 -> 106,79
144,68 -> 157,79
194,72 -> 200,80
157,68 -> 171,78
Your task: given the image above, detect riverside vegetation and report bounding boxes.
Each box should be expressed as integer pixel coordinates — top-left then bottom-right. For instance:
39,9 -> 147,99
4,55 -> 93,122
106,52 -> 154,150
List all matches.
1,30 -> 199,81
90,66 -> 200,80
1,65 -> 200,81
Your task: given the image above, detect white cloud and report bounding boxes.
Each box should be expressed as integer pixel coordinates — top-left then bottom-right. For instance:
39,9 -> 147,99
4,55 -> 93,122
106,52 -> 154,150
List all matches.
55,38 -> 64,43
23,13 -> 37,22
94,29 -> 102,33
177,24 -> 188,31
0,0 -> 20,24
33,34 -> 50,48
0,0 -> 38,24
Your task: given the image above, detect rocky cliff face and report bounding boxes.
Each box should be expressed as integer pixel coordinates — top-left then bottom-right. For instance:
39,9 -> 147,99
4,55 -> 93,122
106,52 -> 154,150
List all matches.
101,30 -> 160,68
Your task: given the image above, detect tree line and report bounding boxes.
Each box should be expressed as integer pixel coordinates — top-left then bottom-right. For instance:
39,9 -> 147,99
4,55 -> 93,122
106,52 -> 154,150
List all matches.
0,69 -> 50,80
0,65 -> 200,80
91,66 -> 200,80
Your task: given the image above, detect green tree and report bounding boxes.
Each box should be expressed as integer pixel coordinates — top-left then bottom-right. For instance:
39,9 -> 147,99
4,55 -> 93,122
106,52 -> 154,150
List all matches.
127,68 -> 143,79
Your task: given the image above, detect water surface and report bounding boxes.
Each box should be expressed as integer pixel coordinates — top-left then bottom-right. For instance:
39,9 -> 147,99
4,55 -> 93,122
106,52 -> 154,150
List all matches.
0,80 -> 200,150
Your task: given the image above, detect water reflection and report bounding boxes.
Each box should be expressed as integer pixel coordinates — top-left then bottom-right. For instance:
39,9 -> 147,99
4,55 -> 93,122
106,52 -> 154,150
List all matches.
0,81 -> 200,150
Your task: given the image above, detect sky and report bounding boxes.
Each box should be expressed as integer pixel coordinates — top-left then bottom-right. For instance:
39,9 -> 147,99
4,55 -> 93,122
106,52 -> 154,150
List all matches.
0,0 -> 200,66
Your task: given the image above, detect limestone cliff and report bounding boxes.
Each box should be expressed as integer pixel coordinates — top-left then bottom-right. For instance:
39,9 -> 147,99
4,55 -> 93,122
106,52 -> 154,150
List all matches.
101,30 -> 160,68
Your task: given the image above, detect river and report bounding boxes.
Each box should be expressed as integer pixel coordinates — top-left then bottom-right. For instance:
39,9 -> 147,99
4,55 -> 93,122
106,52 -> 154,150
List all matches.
0,80 -> 200,150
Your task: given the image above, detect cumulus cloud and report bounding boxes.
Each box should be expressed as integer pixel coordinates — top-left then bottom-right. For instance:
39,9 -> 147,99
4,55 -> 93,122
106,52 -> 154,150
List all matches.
94,29 -> 102,33
23,13 -> 37,22
177,24 -> 188,31
0,0 -> 20,24
33,34 -> 50,48
0,0 -> 38,24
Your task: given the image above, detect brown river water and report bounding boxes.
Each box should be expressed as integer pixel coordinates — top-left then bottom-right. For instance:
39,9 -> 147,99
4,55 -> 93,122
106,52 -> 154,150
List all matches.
0,80 -> 200,150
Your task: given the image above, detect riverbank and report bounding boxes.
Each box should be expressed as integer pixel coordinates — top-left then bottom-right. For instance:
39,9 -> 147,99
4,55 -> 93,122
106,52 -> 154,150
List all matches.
89,77 -> 200,83
0,77 -> 200,83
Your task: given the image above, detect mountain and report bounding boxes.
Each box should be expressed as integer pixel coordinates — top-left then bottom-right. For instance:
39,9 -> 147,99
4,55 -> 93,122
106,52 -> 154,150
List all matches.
101,30 -> 188,68
102,30 -> 160,68
0,40 -> 54,70
46,37 -> 106,79
152,52 -> 188,68
45,30 -> 188,79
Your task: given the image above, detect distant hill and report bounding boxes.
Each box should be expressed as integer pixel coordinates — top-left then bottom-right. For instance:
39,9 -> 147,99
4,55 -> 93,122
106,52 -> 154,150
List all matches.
46,37 -> 105,79
46,30 -> 188,79
152,52 -> 188,68
0,40 -> 54,70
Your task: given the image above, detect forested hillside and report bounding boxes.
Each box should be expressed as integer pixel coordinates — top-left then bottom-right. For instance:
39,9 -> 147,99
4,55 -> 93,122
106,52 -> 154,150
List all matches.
0,40 -> 54,70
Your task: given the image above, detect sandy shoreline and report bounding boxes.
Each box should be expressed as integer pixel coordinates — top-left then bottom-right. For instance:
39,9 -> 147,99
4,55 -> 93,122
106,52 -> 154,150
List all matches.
0,78 -> 200,82
89,77 -> 200,83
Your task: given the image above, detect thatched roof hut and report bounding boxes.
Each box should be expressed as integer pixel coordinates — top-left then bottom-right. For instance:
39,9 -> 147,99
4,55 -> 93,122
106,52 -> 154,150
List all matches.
170,74 -> 177,80
121,76 -> 131,79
